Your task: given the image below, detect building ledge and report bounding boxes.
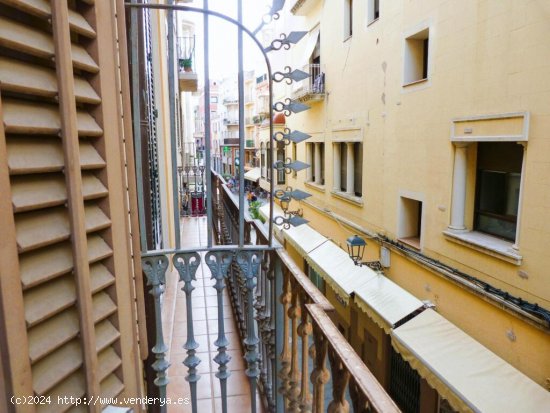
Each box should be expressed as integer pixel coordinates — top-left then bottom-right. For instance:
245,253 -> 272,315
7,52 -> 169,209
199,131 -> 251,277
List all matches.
178,72 -> 198,92
292,89 -> 325,103
305,181 -> 325,192
290,0 -> 319,15
443,229 -> 522,265
330,190 -> 363,206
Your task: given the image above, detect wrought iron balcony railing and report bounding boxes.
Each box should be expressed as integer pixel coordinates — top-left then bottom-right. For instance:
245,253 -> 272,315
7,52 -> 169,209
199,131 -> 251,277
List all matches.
224,118 -> 239,126
291,63 -> 325,102
208,171 -> 400,412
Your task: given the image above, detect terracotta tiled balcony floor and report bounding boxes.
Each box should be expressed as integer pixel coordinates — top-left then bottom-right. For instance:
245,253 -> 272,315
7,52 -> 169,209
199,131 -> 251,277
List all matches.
162,217 -> 262,413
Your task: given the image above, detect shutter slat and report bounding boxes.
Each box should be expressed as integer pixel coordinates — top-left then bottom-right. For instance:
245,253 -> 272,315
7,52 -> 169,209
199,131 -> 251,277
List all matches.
7,138 -> 105,174
32,339 -> 82,395
3,100 -> 103,136
93,292 -> 117,323
7,137 -> 63,174
0,16 -> 99,72
16,206 -> 110,252
0,56 -> 56,98
100,374 -> 124,400
80,143 -> 106,169
0,0 -> 97,38
0,15 -> 53,58
82,173 -> 108,200
67,8 -> 96,38
20,242 -> 73,289
15,207 -> 70,253
19,241 -> 113,290
0,57 -> 101,103
88,234 -> 113,263
36,372 -> 85,413
24,275 -> 76,327
97,347 -> 122,381
95,320 -> 120,353
84,204 -> 111,233
0,0 -> 50,16
28,309 -> 80,363
11,174 -> 66,212
90,263 -> 115,294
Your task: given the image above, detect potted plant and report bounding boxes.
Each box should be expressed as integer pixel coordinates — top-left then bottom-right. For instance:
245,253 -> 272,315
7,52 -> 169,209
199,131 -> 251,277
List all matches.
179,57 -> 193,72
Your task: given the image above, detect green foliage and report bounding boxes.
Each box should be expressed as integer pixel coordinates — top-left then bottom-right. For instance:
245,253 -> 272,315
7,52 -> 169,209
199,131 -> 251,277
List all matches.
249,200 -> 264,222
179,58 -> 192,68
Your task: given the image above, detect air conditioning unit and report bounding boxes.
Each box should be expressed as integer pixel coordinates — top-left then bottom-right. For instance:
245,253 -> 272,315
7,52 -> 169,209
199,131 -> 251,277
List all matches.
380,246 -> 391,268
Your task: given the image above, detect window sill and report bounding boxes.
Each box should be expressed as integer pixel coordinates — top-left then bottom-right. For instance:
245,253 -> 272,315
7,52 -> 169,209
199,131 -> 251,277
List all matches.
330,190 -> 363,206
403,78 -> 428,87
367,17 -> 379,27
443,229 -> 522,265
399,236 -> 421,251
305,181 -> 325,192
343,35 -> 353,43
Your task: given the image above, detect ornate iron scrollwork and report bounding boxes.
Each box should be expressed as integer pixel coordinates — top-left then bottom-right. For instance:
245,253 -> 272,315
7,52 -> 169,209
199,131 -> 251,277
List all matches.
273,98 -> 310,116
264,31 -> 308,53
273,158 -> 310,174
272,66 -> 310,84
273,128 -> 312,145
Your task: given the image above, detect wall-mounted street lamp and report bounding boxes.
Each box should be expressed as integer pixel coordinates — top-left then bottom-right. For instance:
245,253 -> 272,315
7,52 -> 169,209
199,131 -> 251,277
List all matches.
346,234 -> 384,271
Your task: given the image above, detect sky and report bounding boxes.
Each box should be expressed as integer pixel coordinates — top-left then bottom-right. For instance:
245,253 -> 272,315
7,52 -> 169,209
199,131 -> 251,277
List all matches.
180,0 -> 272,80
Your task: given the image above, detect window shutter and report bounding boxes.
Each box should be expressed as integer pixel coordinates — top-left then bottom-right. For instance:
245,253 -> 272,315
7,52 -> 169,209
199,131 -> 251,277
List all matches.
0,1 -> 143,410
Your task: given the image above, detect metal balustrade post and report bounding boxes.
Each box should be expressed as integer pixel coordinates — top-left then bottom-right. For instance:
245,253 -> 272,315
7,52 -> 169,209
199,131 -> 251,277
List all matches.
205,251 -> 233,413
327,347 -> 351,413
142,256 -> 170,412
173,252 -> 202,413
311,322 -> 330,413
288,282 -> 301,412
298,291 -> 313,413
277,266 -> 292,408
236,251 -> 262,413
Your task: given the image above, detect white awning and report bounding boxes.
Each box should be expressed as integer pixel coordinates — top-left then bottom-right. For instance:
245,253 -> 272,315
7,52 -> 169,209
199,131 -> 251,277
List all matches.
283,224 -> 328,257
244,167 -> 261,182
391,309 -> 550,413
306,240 -> 378,303
293,27 -> 320,92
302,27 -> 320,67
353,276 -> 424,333
259,202 -> 285,239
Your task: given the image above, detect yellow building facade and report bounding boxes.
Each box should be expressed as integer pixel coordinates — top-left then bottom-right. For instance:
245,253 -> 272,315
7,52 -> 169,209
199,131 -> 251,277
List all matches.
274,0 -> 550,405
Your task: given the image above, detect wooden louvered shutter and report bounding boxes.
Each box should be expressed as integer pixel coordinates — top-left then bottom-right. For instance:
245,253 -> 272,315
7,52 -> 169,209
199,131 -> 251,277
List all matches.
0,1 -> 144,412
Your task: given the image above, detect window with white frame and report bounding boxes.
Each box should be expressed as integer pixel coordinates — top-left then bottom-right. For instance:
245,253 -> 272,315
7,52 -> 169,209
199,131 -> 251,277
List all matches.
404,28 -> 430,85
333,142 -> 362,197
306,142 -> 325,185
367,0 -> 380,25
446,112 -> 528,264
474,142 -> 522,241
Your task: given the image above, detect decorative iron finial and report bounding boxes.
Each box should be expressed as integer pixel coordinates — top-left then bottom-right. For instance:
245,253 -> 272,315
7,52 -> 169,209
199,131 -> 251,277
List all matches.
275,187 -> 312,202
273,214 -> 309,229
273,158 -> 309,174
273,128 -> 312,145
273,98 -> 310,116
272,66 -> 310,84
264,31 -> 307,53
